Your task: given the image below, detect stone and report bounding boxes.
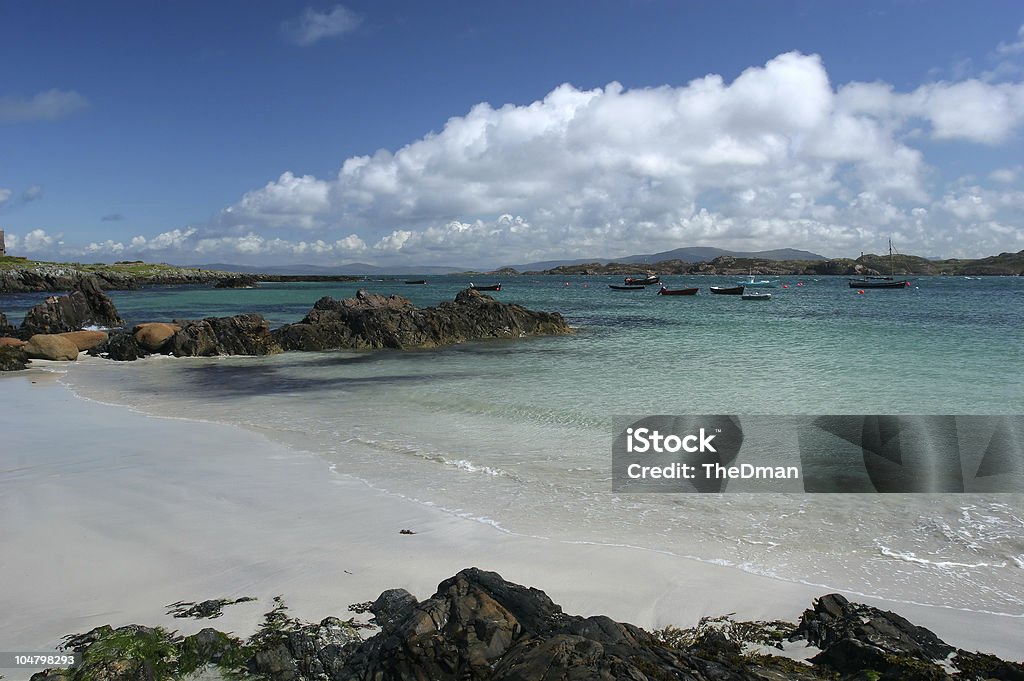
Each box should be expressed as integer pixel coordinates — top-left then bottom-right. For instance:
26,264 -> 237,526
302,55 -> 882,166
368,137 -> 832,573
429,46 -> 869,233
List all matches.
24,334 -> 80,361
59,330 -> 109,351
166,314 -> 282,357
0,345 -> 28,371
21,275 -> 125,335
133,323 -> 181,351
0,336 -> 27,347
89,331 -> 149,362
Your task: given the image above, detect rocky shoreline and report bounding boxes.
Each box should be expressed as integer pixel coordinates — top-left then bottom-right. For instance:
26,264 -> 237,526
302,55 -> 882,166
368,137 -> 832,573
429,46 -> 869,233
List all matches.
27,567 -> 1023,681
0,277 -> 572,369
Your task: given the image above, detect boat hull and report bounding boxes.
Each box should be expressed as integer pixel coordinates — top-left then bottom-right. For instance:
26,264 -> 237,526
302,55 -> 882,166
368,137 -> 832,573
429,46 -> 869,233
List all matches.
658,287 -> 698,296
470,284 -> 502,291
741,292 -> 772,300
710,286 -> 744,295
849,279 -> 909,289
609,285 -> 646,291
625,276 -> 660,285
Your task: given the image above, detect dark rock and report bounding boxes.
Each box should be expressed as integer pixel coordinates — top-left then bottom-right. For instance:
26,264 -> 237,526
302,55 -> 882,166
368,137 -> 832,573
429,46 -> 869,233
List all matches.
180,627 -> 239,666
248,616 -> 362,681
21,275 -> 125,336
215,274 -> 259,288
166,314 -> 282,357
0,344 -> 28,370
0,311 -> 16,336
88,330 -> 150,361
275,288 -> 572,352
794,593 -> 956,679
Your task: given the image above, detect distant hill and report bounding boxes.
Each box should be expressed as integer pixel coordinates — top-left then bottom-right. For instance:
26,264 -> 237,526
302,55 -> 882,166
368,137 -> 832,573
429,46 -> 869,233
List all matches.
509,247 -> 826,270
195,262 -> 466,275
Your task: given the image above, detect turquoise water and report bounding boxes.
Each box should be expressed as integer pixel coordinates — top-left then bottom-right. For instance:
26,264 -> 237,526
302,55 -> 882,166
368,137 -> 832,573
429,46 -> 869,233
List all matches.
17,274 -> 1023,615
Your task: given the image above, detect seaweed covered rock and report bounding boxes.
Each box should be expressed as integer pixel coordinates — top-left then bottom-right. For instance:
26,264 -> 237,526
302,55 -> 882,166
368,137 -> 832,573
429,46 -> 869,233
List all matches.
89,331 -> 150,362
0,344 -> 28,371
274,288 -> 572,351
20,275 -> 125,336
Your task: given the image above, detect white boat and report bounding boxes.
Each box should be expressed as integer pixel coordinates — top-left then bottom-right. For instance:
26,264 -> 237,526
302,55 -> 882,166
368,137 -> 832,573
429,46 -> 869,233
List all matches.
737,275 -> 777,288
741,292 -> 772,300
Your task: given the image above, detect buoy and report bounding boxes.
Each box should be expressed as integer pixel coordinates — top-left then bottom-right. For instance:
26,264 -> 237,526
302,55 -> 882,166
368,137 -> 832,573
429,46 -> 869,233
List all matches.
858,290 -> 865,294
782,284 -> 789,289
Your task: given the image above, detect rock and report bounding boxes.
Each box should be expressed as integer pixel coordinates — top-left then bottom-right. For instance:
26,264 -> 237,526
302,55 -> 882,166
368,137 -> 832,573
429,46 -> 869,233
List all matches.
24,334 -> 80,361
133,323 -> 181,351
21,275 -> 125,335
0,345 -> 28,371
59,330 -> 109,351
275,288 -> 572,352
0,336 -> 27,347
215,274 -> 259,288
0,311 -> 16,336
89,331 -> 150,361
793,593 -> 955,679
166,314 -> 282,357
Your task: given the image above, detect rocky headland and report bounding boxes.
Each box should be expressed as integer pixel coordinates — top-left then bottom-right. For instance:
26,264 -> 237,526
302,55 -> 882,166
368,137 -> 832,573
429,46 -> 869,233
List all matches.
27,567 -> 1023,681
0,279 -> 572,368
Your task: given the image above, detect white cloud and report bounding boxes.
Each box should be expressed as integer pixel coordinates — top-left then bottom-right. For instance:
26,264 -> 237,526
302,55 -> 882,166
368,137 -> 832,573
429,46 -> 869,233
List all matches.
0,90 -> 89,124
281,5 -> 361,46
0,188 -> 11,206
22,184 -> 43,202
18,49 -> 1024,266
994,24 -> 1024,57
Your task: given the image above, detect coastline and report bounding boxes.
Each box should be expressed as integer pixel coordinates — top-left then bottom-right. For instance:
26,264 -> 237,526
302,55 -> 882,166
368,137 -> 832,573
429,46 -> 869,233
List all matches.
1,367 -> 1020,680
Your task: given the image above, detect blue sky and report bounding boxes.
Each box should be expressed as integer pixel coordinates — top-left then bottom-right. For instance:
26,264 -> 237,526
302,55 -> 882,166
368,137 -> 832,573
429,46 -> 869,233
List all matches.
3,1 -> 1024,268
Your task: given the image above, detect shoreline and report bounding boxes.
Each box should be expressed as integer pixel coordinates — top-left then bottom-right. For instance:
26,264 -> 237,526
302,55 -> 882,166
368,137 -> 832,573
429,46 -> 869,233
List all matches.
1,368 -> 1020,680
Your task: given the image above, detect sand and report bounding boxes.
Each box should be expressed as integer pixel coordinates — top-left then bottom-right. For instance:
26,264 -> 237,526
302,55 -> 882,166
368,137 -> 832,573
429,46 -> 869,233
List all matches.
0,368 -> 1019,679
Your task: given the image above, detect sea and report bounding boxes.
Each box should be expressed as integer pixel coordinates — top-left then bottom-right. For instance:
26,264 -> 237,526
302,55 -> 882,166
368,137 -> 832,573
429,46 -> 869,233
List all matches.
6,273 -> 1023,617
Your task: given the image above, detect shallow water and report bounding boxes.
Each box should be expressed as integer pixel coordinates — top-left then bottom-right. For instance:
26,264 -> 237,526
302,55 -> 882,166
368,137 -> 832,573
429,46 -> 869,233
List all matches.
35,273 -> 1024,615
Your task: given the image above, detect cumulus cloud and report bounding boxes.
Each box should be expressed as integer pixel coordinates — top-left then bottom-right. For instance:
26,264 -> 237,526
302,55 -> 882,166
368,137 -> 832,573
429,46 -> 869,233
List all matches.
22,184 -> 43,202
0,89 -> 89,124
0,188 -> 11,206
18,48 -> 1024,265
197,51 -> 1024,264
281,5 -> 361,46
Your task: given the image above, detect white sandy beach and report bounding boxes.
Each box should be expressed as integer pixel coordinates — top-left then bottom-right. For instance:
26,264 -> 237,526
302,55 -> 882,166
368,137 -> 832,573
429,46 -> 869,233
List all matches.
1,367 -> 1020,679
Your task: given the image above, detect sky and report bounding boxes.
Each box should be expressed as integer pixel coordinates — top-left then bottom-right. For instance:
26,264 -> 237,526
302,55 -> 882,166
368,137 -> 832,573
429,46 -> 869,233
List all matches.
2,1 -> 1024,269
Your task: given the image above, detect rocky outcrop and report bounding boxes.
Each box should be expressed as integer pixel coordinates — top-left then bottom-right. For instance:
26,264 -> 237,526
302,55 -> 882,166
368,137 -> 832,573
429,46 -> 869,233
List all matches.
275,288 -> 572,352
0,311 -> 16,336
24,334 -> 81,361
20,276 -> 125,336
0,264 -> 237,294
92,314 -> 281,361
29,570 -> 1024,681
165,314 -> 282,357
215,274 -> 259,288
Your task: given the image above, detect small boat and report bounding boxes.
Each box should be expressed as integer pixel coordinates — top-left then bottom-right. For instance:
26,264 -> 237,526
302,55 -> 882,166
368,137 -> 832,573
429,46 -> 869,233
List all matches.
469,283 -> 501,291
404,279 -> 427,285
738,276 -> 777,288
609,284 -> 647,291
658,286 -> 698,296
709,285 -> 744,295
624,275 -> 660,286
849,239 -> 911,289
741,292 -> 772,300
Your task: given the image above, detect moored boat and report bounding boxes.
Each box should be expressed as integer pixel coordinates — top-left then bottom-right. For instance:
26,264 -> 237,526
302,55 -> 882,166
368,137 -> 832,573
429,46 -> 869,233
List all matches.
404,279 -> 427,285
741,292 -> 772,300
849,239 -> 911,289
469,283 -> 502,291
609,284 -> 647,291
624,275 -> 660,286
658,286 -> 698,296
709,285 -> 744,295
738,276 -> 777,288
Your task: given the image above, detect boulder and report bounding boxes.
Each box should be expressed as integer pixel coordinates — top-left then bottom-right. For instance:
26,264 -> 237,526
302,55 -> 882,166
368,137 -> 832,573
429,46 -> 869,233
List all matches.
24,334 -> 80,361
0,345 -> 28,371
20,275 -> 125,335
166,314 -> 282,357
275,288 -> 572,352
88,331 -> 150,362
133,322 -> 180,351
59,330 -> 109,351
0,336 -> 26,347
0,311 -> 16,337
214,274 -> 259,288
